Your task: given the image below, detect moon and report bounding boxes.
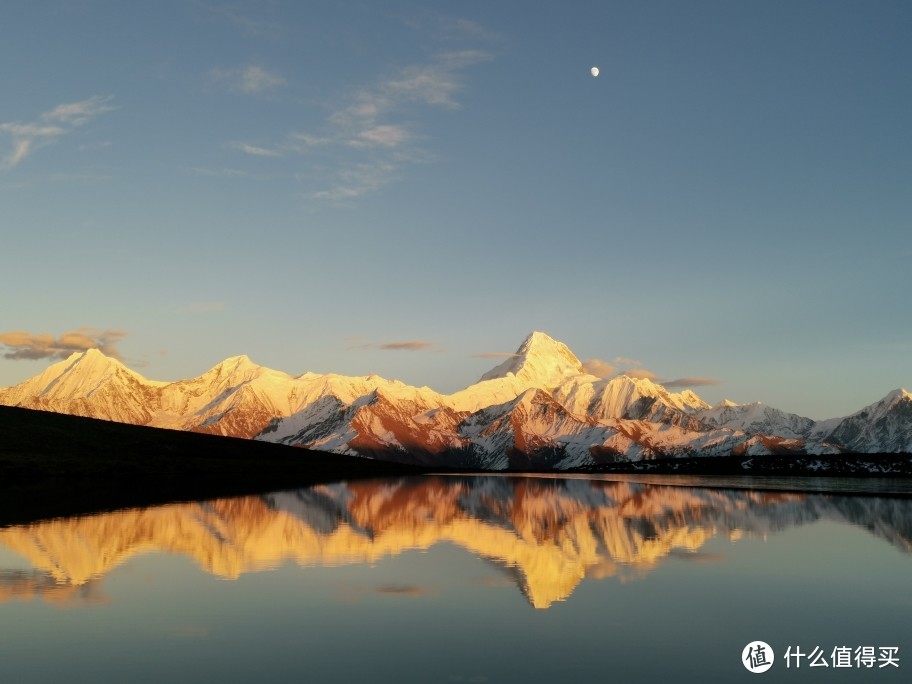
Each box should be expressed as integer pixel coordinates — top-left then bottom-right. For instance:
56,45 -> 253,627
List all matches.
591,66 -> 599,78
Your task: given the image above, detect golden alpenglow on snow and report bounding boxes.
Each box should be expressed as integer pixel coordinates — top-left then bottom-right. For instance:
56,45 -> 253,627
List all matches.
2,332 -> 911,467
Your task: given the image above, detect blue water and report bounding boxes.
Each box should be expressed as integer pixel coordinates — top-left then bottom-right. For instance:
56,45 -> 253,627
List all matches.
0,475 -> 909,682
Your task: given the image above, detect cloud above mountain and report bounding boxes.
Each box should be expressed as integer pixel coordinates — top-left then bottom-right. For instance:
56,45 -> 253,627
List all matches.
582,358 -> 619,378
582,358 -> 717,389
0,328 -> 126,360
350,339 -> 440,352
663,377 -> 719,388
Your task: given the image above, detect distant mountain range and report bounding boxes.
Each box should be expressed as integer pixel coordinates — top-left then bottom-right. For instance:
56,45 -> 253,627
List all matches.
2,332 -> 911,469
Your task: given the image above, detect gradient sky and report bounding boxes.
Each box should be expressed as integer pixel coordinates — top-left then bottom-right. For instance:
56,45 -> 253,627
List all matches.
1,0 -> 910,420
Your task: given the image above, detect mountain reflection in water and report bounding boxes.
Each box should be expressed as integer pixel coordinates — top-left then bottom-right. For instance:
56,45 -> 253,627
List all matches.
1,476 -> 910,609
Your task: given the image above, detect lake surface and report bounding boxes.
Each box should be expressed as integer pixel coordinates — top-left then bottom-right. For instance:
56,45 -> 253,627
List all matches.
1,474 -> 909,682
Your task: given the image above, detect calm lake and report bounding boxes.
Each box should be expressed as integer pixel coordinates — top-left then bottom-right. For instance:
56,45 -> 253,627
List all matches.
1,474 -> 909,682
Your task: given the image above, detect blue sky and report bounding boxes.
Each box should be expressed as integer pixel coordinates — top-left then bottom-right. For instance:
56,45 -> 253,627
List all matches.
1,0 -> 910,419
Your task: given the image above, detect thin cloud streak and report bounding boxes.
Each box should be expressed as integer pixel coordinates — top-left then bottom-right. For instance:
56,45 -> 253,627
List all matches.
377,341 -> 435,351
586,356 -> 717,389
355,125 -> 411,148
622,368 -> 719,389
211,65 -> 286,94
309,161 -> 396,201
230,142 -> 282,157
0,327 -> 127,361
664,377 -> 719,388
0,96 -> 116,170
349,339 -> 441,352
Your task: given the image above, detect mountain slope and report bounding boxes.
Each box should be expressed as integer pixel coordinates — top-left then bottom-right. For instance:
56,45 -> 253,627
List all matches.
553,373 -> 709,422
2,332 -> 911,467
0,350 -> 164,424
479,331 -> 584,386
693,400 -> 816,440
822,390 -> 912,453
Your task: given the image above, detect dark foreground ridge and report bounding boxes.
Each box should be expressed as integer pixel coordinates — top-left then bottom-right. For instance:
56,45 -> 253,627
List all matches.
0,405 -> 426,526
574,453 -> 912,477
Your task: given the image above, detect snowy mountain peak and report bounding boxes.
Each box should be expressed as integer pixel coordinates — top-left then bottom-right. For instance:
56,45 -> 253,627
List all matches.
479,331 -> 584,387
884,388 -> 912,404
57,348 -> 138,386
217,354 -> 258,369
71,347 -> 120,366
202,354 -> 265,380
820,388 -> 912,453
715,399 -> 739,408
849,389 -> 912,422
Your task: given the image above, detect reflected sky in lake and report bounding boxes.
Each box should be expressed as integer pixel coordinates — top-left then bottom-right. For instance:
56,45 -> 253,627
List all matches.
0,475 -> 909,682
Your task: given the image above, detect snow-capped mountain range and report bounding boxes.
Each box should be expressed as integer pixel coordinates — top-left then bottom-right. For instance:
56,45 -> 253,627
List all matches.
1,332 -> 910,468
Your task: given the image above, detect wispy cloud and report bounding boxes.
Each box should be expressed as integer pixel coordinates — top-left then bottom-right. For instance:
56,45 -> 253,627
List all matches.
211,65 -> 286,95
0,327 -> 126,361
379,341 -> 434,351
582,358 -> 618,378
289,132 -> 333,148
624,368 -> 663,382
355,125 -> 411,148
623,368 -> 718,389
0,96 -> 116,170
309,161 -> 396,201
663,377 -> 719,388
230,142 -> 282,157
228,24 -> 493,202
585,355 -> 717,389
353,340 -> 437,352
